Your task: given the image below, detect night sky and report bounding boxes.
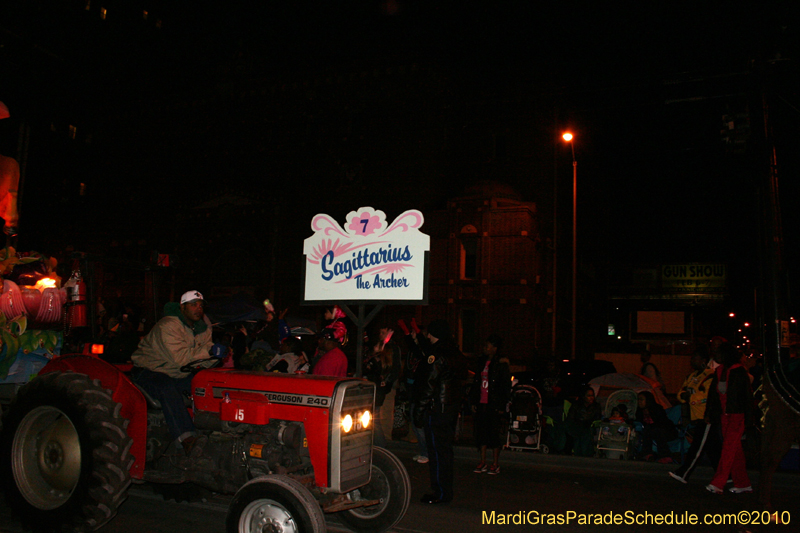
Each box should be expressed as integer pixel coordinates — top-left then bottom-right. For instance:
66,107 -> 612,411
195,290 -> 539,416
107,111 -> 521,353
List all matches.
1,1 -> 799,333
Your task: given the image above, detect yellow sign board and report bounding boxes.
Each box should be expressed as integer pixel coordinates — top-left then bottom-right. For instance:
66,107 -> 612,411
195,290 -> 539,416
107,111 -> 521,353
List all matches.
661,264 -> 725,292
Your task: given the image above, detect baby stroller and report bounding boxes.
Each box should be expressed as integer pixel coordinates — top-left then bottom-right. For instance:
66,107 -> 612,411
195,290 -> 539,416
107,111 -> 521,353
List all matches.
506,384 -> 548,453
595,389 -> 638,459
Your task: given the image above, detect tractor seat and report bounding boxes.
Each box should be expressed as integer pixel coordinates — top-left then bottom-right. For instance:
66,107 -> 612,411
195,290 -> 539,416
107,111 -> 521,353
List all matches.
133,384 -> 193,410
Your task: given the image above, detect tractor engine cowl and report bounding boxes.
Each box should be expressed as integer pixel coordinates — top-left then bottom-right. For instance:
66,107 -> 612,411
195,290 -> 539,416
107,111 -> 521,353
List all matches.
191,369 -> 375,494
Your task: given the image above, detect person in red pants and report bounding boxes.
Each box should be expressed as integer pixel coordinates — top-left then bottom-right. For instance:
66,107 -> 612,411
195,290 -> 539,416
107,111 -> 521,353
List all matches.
704,343 -> 755,494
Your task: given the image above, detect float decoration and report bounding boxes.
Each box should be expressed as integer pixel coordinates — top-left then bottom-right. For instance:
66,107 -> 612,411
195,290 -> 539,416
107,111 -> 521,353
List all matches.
0,311 -> 61,383
0,247 -> 62,326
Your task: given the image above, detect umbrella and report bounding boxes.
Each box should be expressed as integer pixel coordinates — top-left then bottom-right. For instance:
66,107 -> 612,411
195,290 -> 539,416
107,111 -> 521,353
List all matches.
290,326 -> 317,337
589,372 -> 671,409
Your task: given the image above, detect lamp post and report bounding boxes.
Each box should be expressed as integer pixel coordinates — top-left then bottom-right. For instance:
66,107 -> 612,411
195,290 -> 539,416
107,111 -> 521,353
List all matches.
562,132 -> 577,360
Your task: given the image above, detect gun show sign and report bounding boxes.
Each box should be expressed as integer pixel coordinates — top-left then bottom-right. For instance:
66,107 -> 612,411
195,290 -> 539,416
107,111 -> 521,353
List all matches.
661,263 -> 726,293
302,207 -> 430,304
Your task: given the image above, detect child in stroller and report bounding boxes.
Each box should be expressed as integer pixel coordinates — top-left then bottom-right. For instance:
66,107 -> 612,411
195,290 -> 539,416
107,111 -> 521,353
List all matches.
595,389 -> 638,459
609,404 -> 630,423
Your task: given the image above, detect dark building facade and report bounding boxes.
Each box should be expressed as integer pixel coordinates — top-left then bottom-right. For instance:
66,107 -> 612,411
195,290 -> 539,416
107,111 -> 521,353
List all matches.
414,182 -> 547,365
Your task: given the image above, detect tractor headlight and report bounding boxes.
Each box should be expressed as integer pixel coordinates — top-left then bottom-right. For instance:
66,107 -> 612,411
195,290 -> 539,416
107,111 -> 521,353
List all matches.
342,414 -> 353,433
342,410 -> 371,433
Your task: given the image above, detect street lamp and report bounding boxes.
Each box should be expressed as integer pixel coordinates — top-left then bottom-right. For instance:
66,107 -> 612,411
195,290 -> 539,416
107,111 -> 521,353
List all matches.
562,132 -> 577,360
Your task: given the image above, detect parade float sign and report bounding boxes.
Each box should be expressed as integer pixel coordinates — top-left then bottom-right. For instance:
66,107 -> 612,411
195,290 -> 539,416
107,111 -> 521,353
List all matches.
302,207 -> 430,304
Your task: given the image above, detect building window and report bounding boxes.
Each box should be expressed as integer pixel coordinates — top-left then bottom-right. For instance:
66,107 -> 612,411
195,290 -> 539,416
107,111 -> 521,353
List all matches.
459,225 -> 478,280
100,8 -> 107,20
461,239 -> 477,279
460,309 -> 477,355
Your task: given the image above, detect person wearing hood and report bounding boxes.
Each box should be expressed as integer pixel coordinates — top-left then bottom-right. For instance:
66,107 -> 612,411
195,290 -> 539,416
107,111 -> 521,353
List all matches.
412,318 -> 469,504
131,290 -> 215,458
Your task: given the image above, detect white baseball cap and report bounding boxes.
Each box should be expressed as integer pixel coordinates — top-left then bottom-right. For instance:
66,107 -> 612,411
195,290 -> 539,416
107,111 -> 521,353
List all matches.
180,290 -> 204,304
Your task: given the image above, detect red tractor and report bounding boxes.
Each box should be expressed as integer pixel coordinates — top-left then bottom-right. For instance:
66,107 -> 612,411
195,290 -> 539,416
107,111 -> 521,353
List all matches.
0,353 -> 410,533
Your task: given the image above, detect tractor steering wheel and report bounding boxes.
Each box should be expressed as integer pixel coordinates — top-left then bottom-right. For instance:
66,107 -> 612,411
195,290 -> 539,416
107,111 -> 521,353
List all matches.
180,357 -> 223,374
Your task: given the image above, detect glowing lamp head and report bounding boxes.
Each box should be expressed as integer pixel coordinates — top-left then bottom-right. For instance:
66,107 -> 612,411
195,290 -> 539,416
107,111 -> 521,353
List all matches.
562,132 -> 574,142
342,414 -> 353,433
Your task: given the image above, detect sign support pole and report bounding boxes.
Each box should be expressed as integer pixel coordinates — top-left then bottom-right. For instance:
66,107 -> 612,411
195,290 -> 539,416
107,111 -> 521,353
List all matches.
340,303 -> 384,377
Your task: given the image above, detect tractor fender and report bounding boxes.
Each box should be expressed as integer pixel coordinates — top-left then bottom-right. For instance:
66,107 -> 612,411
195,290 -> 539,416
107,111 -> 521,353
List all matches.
39,355 -> 147,479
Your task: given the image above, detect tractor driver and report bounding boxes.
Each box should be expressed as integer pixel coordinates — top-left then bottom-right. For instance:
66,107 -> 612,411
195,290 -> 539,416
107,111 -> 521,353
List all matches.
131,290 -> 216,458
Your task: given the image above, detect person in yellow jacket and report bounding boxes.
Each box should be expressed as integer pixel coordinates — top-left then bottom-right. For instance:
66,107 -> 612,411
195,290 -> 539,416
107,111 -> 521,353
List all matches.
669,347 -> 716,483
131,290 -> 214,457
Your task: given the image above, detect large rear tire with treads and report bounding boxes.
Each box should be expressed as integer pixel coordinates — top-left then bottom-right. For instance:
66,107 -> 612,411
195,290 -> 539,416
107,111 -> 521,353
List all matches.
0,371 -> 134,531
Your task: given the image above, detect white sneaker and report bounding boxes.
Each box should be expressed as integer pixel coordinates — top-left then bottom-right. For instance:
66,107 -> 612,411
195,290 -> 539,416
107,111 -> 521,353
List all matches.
413,455 -> 429,464
729,486 -> 753,494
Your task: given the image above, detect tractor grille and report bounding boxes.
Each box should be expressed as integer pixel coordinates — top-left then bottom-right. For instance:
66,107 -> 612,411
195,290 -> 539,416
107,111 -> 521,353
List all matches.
333,381 -> 374,493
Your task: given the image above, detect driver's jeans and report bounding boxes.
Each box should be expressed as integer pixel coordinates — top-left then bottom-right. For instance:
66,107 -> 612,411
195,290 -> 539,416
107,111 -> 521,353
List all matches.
132,367 -> 196,444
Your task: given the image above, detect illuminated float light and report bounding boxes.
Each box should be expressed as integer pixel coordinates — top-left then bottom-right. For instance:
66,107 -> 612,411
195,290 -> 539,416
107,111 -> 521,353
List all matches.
34,277 -> 57,291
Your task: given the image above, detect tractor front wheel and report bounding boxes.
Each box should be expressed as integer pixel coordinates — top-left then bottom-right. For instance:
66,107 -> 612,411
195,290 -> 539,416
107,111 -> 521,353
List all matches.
339,446 -> 411,533
227,475 -> 326,533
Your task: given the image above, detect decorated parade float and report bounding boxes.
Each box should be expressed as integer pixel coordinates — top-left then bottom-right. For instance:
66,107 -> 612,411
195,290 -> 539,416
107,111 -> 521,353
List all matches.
0,247 -> 73,385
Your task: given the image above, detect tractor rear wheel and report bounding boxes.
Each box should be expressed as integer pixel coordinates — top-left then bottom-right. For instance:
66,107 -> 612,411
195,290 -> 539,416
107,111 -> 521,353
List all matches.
0,371 -> 134,531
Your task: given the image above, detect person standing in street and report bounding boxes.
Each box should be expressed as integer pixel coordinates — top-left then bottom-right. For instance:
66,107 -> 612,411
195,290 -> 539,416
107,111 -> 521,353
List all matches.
469,334 -> 511,475
670,347 -> 715,483
398,318 -> 430,463
413,319 -> 468,504
705,343 -> 755,494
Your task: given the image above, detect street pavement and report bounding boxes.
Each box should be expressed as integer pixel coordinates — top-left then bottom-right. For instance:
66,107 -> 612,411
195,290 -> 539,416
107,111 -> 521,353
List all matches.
1,439 -> 797,533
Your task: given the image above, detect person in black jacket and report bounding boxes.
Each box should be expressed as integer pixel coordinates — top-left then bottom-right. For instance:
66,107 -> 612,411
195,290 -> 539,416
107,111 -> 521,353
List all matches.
469,334 -> 511,475
636,391 -> 677,462
705,343 -> 755,494
412,319 -> 469,504
364,329 -> 398,448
